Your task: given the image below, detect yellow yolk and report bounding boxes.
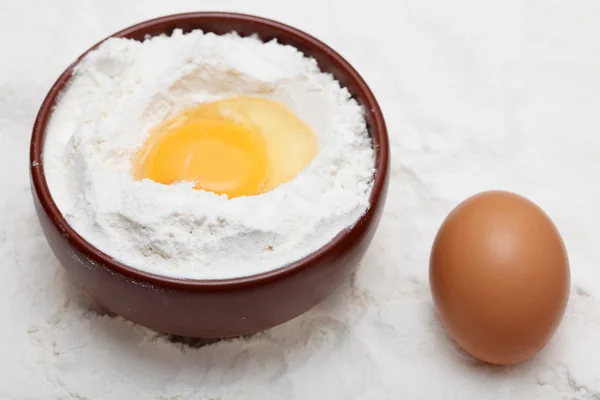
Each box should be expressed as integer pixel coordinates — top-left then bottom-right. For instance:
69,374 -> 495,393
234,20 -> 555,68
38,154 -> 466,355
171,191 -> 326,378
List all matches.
135,120 -> 268,198
133,97 -> 318,198
187,97 -> 318,192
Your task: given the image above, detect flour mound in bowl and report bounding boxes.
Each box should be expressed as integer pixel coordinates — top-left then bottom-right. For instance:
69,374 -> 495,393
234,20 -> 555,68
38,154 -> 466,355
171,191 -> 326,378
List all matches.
43,29 -> 375,279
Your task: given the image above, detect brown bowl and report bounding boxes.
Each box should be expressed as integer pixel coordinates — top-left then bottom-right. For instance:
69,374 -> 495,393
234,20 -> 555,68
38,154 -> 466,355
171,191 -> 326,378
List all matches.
30,12 -> 390,338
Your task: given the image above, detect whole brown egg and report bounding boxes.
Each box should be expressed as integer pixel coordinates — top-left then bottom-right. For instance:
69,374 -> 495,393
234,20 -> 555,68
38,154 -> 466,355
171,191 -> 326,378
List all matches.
430,191 -> 570,365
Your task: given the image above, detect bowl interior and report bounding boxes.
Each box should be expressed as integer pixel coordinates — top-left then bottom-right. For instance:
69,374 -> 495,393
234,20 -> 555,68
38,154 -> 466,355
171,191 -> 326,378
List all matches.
30,12 -> 389,289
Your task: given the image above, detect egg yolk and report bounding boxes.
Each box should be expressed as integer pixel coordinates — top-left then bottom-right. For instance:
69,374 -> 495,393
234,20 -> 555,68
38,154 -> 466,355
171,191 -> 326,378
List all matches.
133,97 -> 318,198
136,120 -> 268,198
187,97 -> 319,193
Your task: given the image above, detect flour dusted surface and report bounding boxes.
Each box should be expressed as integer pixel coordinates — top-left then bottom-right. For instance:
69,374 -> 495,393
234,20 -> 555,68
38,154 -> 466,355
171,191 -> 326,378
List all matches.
44,30 -> 375,279
5,1 -> 600,399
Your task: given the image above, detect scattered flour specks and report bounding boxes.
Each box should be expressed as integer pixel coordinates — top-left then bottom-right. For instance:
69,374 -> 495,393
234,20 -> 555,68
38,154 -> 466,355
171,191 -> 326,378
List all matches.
3,0 -> 600,399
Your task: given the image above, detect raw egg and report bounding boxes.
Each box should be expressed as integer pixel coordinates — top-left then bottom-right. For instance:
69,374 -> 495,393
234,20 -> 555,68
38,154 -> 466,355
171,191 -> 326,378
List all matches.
132,97 -> 318,198
429,190 -> 570,365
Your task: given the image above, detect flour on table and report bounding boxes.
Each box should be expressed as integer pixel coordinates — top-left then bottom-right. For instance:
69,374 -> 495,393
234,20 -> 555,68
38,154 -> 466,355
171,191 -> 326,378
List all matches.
5,1 -> 600,399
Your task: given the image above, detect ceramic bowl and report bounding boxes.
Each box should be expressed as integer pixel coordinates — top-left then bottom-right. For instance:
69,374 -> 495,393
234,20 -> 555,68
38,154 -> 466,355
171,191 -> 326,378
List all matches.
30,12 -> 389,338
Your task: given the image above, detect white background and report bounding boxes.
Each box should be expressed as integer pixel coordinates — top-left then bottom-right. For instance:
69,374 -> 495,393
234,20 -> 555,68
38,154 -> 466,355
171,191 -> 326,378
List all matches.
2,0 -> 600,398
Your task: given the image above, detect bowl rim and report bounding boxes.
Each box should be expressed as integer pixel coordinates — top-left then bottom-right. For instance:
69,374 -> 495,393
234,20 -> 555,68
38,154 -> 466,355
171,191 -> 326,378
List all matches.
30,12 -> 389,291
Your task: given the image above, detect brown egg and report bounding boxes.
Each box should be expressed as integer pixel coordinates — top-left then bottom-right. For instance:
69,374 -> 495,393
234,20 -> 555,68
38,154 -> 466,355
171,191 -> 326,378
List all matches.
430,190 -> 570,365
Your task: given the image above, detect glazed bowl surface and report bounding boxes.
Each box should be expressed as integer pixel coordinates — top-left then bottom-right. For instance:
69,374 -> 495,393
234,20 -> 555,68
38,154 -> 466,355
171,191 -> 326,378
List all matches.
30,12 -> 390,338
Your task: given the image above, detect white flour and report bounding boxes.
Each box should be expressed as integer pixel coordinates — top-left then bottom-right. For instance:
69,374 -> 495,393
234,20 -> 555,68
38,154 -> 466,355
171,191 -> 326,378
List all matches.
44,30 -> 375,279
4,0 -> 600,399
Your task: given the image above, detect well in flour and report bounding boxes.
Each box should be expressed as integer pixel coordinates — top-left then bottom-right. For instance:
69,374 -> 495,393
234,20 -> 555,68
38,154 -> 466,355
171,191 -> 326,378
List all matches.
44,29 -> 375,279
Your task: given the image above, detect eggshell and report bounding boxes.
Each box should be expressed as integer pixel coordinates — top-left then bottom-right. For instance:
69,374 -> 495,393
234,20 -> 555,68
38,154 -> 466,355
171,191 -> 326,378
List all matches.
430,190 -> 570,365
